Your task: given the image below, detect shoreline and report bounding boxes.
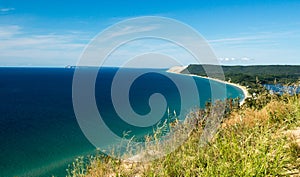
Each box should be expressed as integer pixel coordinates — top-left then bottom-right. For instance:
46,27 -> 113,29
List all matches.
167,66 -> 251,105
125,66 -> 251,162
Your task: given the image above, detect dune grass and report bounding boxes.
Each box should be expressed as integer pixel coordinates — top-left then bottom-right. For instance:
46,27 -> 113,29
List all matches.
67,94 -> 300,177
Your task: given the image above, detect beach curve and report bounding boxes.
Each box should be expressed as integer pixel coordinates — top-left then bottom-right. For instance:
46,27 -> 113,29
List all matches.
167,65 -> 251,105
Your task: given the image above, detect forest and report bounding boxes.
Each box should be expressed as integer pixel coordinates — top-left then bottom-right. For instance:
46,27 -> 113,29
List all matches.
183,64 -> 300,86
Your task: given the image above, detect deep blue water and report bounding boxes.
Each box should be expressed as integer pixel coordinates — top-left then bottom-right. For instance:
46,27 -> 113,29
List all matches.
0,67 -> 244,177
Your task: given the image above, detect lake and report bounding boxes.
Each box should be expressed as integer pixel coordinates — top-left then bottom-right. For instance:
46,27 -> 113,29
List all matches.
0,67 -> 244,176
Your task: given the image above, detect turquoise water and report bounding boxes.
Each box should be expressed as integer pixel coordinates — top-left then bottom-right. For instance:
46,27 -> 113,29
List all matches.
0,67 -> 244,176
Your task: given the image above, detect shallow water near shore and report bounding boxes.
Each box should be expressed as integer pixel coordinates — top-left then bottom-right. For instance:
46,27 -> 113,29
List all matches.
0,67 -> 244,176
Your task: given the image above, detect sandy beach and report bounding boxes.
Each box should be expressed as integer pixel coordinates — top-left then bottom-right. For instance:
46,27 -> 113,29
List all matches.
167,66 -> 251,105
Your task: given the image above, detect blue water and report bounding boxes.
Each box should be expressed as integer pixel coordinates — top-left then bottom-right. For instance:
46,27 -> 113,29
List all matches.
264,84 -> 300,95
0,67 -> 244,177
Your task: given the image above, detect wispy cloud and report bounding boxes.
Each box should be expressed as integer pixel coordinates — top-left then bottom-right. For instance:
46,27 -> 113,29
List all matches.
0,25 -> 21,38
102,38 -> 203,67
208,31 -> 299,46
218,57 -> 254,64
0,7 -> 15,14
208,30 -> 300,65
102,25 -> 159,40
0,7 -> 15,12
0,25 -> 89,66
210,36 -> 262,43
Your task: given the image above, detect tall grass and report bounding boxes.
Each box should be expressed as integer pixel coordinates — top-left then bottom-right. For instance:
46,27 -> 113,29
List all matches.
67,94 -> 300,177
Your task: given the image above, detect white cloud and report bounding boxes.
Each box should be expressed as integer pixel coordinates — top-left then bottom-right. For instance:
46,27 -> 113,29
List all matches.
208,31 -> 300,46
209,30 -> 300,65
0,25 -> 21,38
219,57 -> 235,61
0,8 -> 15,12
0,25 -> 88,66
101,25 -> 159,41
218,57 -> 253,64
102,38 -> 197,67
209,36 -> 263,44
240,57 -> 251,61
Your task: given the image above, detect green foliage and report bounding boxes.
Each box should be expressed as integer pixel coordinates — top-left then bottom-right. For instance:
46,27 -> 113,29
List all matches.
184,64 -> 300,85
147,124 -> 296,176
67,94 -> 300,176
67,66 -> 300,176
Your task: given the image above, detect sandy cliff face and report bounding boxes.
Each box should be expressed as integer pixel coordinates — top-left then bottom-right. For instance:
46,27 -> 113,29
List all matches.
166,66 -> 187,74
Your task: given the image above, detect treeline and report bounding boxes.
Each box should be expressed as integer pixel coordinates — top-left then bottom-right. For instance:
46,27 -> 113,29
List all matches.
183,64 -> 300,85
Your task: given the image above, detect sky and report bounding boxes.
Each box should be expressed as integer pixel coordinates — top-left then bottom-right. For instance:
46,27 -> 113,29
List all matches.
0,0 -> 300,66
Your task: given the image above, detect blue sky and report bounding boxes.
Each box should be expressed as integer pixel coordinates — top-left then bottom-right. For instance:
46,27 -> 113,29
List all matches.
0,0 -> 300,66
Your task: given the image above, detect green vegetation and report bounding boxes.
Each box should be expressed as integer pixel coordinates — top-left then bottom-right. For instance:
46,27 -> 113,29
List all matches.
66,64 -> 300,176
183,64 -> 300,85
67,91 -> 300,176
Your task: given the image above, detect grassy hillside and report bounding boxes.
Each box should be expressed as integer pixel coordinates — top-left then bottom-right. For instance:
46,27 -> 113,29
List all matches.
67,93 -> 300,176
